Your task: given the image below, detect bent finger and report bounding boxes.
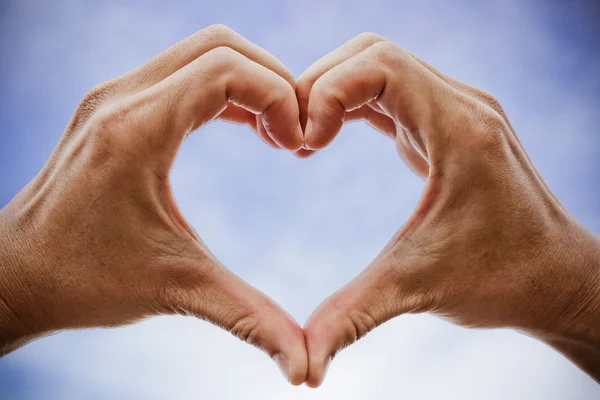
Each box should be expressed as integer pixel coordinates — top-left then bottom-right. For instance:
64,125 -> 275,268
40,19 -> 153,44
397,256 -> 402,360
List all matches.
122,24 -> 295,95
304,41 -> 447,153
119,46 -> 303,172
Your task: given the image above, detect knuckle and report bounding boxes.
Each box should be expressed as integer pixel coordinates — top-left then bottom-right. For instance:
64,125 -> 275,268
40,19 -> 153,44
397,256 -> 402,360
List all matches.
205,46 -> 241,75
465,103 -> 510,157
230,314 -> 261,346
72,80 -> 117,128
346,309 -> 377,342
434,95 -> 512,183
444,92 -> 509,156
324,290 -> 379,350
476,105 -> 508,141
84,100 -> 138,159
89,103 -> 131,138
203,23 -> 236,44
483,94 -> 505,116
355,32 -> 386,47
474,89 -> 505,116
82,81 -> 115,109
370,40 -> 402,64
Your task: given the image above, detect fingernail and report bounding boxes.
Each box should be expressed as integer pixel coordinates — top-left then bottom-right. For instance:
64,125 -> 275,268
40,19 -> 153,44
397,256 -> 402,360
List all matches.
273,353 -> 291,383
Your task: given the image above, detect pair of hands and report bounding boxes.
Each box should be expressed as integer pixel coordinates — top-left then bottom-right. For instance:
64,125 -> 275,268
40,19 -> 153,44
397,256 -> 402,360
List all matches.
1,25 -> 599,387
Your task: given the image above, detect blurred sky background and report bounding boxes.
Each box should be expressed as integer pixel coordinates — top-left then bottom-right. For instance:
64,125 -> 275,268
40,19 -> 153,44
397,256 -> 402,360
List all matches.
1,0 -> 599,399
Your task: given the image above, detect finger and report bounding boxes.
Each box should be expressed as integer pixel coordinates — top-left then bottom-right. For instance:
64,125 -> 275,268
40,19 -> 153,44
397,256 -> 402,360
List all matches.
396,125 -> 430,177
357,107 -> 432,177
255,114 -> 283,149
303,40 -> 450,157
107,46 -> 303,171
208,268 -> 308,385
217,106 -> 282,149
78,25 -> 298,147
292,105 -> 395,158
296,32 -> 387,133
346,105 -> 397,140
121,24 -> 296,95
303,256 -> 427,388
293,148 -> 315,158
133,25 -> 298,151
296,33 -> 388,156
350,101 -> 429,178
164,256 -> 308,385
218,104 -> 258,128
217,107 -> 284,150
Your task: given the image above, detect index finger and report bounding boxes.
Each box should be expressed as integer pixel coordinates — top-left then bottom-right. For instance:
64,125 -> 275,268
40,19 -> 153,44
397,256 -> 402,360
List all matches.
122,24 -> 296,93
122,46 -> 304,171
296,32 -> 387,129
303,40 -> 458,168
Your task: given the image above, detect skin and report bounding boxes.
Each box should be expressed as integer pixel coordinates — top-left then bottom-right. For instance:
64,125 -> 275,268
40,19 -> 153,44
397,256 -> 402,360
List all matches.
0,25 -> 307,385
1,27 -> 599,388
296,33 -> 600,387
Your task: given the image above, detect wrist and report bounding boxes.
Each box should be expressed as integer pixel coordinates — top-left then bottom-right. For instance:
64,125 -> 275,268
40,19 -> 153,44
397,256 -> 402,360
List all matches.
0,207 -> 48,355
526,218 -> 600,349
0,294 -> 35,356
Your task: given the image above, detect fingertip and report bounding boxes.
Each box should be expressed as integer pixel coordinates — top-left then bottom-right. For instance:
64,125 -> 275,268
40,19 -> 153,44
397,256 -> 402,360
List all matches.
305,371 -> 324,388
263,308 -> 308,386
268,326 -> 308,386
302,315 -> 334,388
293,148 -> 316,159
304,355 -> 331,388
287,324 -> 310,386
305,379 -> 322,389
287,121 -> 306,152
256,115 -> 283,149
270,334 -> 308,386
303,119 -> 325,151
271,126 -> 304,151
290,365 -> 308,386
280,139 -> 304,152
263,112 -> 304,151
304,109 -> 345,151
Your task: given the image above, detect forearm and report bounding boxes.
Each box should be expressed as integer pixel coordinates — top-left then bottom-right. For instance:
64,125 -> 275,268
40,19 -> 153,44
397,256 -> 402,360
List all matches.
527,222 -> 600,381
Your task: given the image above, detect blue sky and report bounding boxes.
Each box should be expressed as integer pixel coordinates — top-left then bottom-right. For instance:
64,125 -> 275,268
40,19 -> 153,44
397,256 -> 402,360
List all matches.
1,0 -> 599,399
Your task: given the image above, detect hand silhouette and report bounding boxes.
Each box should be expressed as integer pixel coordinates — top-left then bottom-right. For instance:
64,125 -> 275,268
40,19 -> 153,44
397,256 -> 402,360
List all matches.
296,33 -> 600,387
0,25 -> 308,384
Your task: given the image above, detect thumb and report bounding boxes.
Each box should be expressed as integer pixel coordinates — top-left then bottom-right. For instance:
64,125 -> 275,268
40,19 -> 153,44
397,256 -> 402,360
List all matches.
303,256 -> 427,388
161,254 -> 307,385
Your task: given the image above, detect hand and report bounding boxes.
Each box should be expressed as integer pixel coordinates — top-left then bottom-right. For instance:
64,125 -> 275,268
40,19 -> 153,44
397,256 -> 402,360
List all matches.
297,33 -> 600,387
0,25 -> 308,385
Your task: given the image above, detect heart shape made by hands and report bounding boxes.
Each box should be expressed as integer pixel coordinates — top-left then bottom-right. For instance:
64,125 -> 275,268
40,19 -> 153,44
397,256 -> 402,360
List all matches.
170,28 -> 560,388
11,24 -> 582,389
